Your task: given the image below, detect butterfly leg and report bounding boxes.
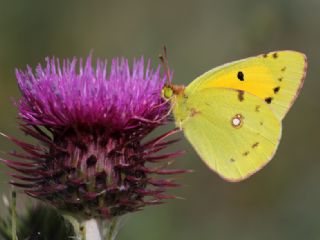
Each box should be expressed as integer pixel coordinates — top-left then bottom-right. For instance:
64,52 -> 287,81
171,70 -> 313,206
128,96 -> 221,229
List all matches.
131,99 -> 175,125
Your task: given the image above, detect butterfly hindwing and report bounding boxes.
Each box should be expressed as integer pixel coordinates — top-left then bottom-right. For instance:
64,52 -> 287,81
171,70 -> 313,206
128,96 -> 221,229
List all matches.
185,50 -> 307,120
177,88 -> 282,181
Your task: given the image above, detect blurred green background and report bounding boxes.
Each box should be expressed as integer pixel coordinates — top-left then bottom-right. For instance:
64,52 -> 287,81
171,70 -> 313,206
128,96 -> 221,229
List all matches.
0,0 -> 319,239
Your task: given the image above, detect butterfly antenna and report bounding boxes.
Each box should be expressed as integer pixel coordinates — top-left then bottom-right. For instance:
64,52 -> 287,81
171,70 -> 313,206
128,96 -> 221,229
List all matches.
159,45 -> 172,85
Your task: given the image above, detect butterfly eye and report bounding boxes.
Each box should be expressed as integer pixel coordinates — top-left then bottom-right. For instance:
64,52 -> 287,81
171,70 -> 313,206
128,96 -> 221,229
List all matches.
162,86 -> 173,99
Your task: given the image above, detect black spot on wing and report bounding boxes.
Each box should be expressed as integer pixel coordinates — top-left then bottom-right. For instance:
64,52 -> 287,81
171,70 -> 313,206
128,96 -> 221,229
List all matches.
281,67 -> 286,72
265,97 -> 273,104
237,90 -> 244,101
273,86 -> 280,94
255,105 -> 260,112
237,71 -> 244,81
252,142 -> 259,148
272,52 -> 278,59
278,77 -> 283,82
242,151 -> 249,156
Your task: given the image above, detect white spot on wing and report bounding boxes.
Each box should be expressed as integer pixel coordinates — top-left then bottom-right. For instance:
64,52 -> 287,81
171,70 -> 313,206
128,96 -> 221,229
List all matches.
232,118 -> 241,126
231,114 -> 244,129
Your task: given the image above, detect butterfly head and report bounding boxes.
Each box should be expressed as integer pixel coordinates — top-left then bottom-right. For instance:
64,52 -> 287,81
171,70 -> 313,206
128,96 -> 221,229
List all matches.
161,84 -> 185,100
159,46 -> 185,100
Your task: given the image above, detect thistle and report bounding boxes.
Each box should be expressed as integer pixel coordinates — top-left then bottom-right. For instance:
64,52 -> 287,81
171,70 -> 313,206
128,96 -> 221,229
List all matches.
2,55 -> 187,238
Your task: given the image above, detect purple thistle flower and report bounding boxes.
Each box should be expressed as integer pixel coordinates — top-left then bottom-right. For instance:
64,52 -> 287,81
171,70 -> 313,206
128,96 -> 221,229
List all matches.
3,55 -> 188,219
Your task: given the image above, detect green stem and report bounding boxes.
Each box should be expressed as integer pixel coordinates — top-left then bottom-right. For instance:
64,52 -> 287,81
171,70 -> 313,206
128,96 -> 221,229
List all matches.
80,223 -> 86,240
98,217 -> 123,240
106,218 -> 119,240
63,215 -> 82,239
63,215 -> 122,240
11,190 -> 17,240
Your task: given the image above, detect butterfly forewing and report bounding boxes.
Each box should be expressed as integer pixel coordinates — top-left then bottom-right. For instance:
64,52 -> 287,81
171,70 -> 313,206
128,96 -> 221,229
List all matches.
185,51 -> 307,120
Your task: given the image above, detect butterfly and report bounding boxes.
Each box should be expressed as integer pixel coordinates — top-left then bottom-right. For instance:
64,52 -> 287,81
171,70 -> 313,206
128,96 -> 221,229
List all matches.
161,50 -> 307,182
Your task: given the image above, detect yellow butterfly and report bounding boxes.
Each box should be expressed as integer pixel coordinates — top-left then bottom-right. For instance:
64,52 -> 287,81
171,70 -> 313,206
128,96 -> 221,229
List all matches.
161,50 -> 307,182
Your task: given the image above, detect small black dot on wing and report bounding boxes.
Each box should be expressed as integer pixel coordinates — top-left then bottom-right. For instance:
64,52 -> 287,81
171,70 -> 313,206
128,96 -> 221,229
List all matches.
237,90 -> 244,101
237,71 -> 244,81
252,142 -> 259,149
273,86 -> 280,94
265,97 -> 273,104
242,151 -> 249,156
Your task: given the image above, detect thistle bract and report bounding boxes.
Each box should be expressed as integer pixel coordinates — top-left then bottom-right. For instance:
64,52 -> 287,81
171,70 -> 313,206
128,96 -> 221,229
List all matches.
4,56 -> 186,219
